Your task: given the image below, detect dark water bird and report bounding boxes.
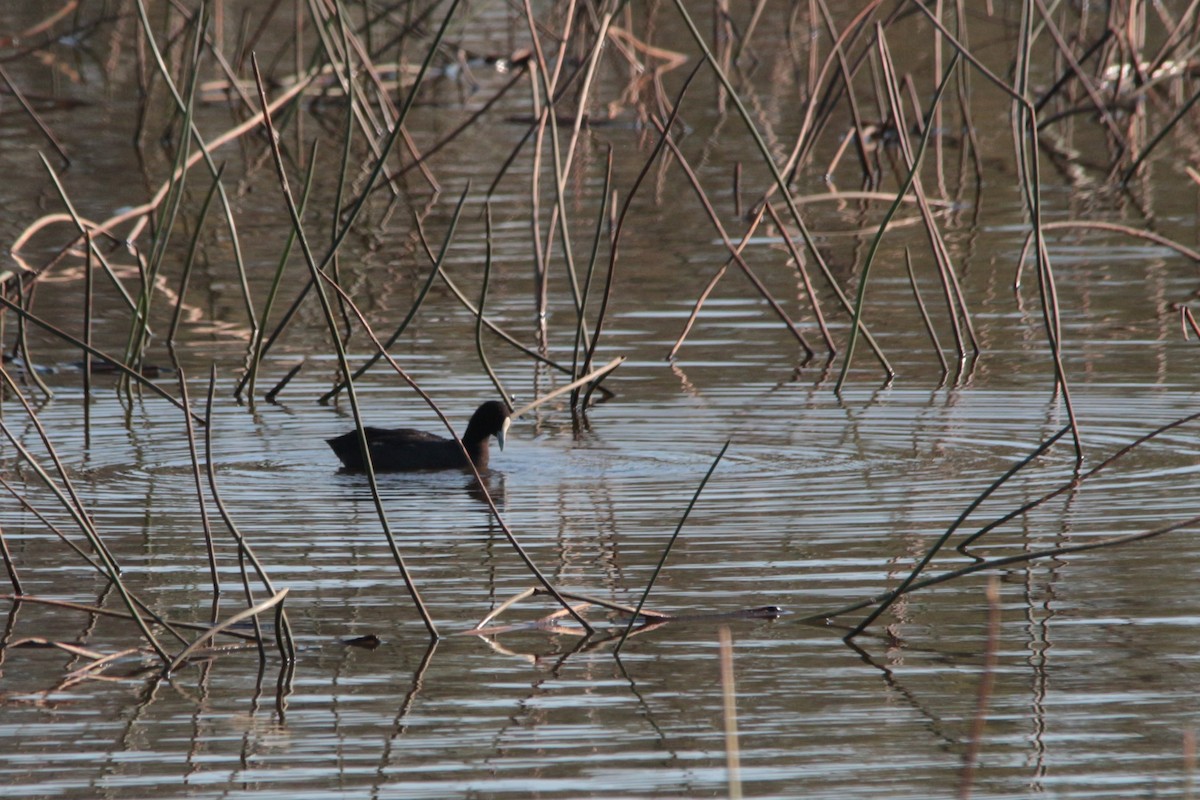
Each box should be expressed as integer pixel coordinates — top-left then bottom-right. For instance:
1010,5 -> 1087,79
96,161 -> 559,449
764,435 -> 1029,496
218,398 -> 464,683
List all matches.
327,401 -> 511,472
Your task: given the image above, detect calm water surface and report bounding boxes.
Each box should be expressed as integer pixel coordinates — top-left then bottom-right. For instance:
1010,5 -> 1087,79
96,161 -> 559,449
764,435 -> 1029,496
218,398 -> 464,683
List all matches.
3,3 -> 1200,798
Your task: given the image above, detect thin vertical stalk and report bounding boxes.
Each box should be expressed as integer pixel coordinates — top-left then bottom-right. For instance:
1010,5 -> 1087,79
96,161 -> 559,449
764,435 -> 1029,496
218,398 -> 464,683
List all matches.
82,232 -> 93,401
835,47 -> 959,392
904,248 -> 949,375
250,55 -> 438,640
203,364 -> 295,662
719,626 -> 743,800
176,366 -> 220,602
0,520 -> 20,595
231,0 -> 464,395
245,144 -> 319,400
478,202 -> 511,406
318,187 -> 472,404
168,163 -> 227,346
571,147 -> 613,407
615,440 -> 731,654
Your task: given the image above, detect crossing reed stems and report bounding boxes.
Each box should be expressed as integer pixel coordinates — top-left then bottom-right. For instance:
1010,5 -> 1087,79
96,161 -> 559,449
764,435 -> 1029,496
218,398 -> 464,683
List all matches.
250,53 -> 438,640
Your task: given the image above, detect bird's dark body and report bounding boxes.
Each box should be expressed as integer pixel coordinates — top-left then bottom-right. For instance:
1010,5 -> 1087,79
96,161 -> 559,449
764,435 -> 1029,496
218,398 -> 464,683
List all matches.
327,401 -> 510,472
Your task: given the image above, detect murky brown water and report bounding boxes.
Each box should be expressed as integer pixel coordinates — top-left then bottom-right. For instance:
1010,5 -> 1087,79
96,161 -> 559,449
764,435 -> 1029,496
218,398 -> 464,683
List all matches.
4,3 -> 1200,798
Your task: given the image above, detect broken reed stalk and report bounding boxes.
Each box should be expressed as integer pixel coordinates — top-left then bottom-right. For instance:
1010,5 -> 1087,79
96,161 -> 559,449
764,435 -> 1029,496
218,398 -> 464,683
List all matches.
614,439 -> 731,654
166,588 -> 289,675
846,423 -> 1070,638
232,0 -> 462,398
508,358 -> 625,419
203,364 -> 295,662
834,46 -> 960,393
250,53 -> 438,640
4,597 -> 259,647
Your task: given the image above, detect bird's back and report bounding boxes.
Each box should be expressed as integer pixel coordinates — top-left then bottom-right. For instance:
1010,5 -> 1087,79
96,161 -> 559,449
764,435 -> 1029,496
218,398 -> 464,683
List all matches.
327,426 -> 483,471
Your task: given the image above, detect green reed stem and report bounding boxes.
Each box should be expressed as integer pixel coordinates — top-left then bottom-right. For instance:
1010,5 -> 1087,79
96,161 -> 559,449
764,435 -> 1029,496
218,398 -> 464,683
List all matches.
134,0 -> 256,335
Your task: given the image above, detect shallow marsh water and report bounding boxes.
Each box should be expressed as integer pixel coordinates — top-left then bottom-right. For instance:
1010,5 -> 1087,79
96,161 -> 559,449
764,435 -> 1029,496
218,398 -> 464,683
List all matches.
3,3 -> 1200,798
